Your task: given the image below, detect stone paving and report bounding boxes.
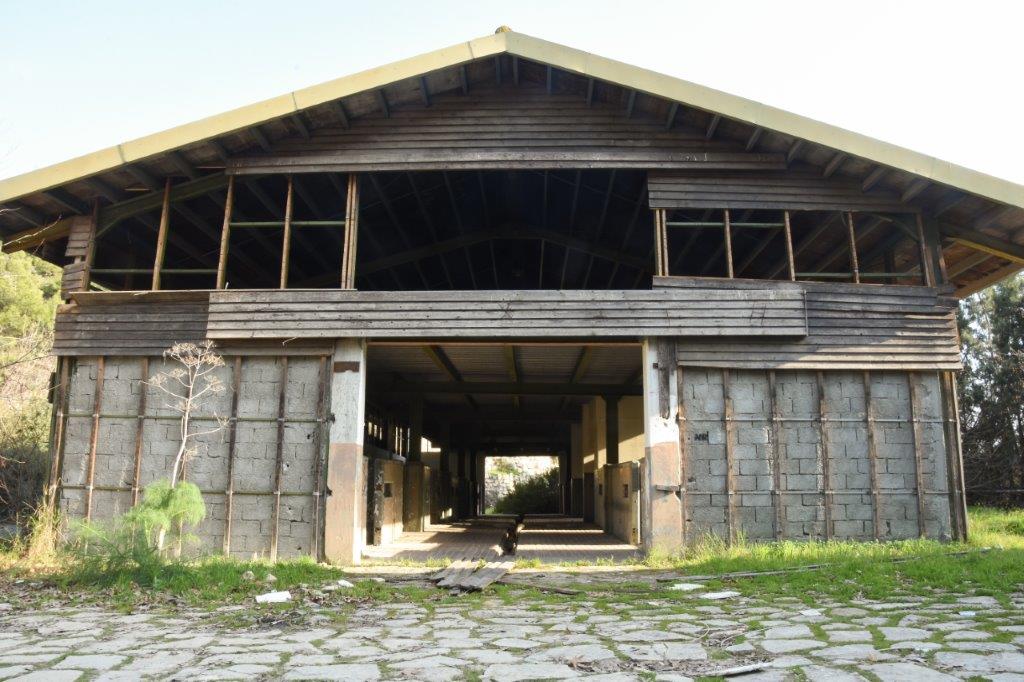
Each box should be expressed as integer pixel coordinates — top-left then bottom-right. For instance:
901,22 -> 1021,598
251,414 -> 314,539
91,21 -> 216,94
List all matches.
1,571 -> 1023,681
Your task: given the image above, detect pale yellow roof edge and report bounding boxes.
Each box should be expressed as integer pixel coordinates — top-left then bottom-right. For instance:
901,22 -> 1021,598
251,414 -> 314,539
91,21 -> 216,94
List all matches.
3,29 -> 1024,212
503,32 -> 1024,210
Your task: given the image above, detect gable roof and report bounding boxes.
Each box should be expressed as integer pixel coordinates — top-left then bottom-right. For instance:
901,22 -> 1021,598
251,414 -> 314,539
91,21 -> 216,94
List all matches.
2,29 -> 1023,295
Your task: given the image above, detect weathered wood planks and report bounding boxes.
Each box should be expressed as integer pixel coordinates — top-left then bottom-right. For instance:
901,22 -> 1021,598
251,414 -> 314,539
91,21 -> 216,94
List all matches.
660,277 -> 960,370
226,88 -> 785,173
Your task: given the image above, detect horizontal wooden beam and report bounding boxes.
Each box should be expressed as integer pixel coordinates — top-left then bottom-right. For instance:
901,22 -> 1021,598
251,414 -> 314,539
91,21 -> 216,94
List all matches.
377,380 -> 642,397
98,173 -> 229,235
940,222 -> 1024,266
2,216 -> 73,253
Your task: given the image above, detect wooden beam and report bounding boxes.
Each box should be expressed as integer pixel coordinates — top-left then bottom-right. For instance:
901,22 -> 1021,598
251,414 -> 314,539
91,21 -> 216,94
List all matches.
1,216 -> 74,253
269,357 -> 289,561
846,212 -> 860,283
290,114 -> 311,139
419,76 -> 431,106
383,380 -> 641,397
907,373 -> 928,539
586,78 -> 595,106
955,261 -> 1021,297
665,102 -> 679,130
816,371 -> 833,540
744,127 -> 763,152
279,177 -> 294,288
940,221 -> 1024,265
332,101 -> 350,129
625,90 -> 637,118
863,371 -> 882,540
83,357 -> 105,522
862,166 -> 887,192
768,370 -> 783,540
786,139 -> 804,164
376,90 -> 390,118
222,356 -> 242,555
823,152 -> 847,178
948,251 -> 992,280
151,179 -> 172,291
706,114 -> 721,140
97,173 -> 229,235
216,176 -> 234,289
901,178 -> 930,203
723,369 -> 737,545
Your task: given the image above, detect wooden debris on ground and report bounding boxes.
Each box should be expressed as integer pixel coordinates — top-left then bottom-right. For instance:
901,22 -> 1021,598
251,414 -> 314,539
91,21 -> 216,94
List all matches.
432,557 -> 515,592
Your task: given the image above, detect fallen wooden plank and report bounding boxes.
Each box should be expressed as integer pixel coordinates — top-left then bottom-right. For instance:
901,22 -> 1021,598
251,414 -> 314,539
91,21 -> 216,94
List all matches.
452,558 -> 515,591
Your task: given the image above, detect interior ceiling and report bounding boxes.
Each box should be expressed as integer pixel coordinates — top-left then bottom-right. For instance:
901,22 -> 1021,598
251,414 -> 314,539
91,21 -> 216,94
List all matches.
366,342 -> 642,449
2,52 -> 1021,295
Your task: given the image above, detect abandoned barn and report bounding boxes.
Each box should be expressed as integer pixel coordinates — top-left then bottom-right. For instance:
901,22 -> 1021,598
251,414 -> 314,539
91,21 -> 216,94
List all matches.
3,29 -> 1023,563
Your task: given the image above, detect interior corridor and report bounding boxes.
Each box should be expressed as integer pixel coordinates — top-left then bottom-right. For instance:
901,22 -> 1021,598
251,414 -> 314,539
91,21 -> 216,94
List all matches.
361,515 -> 639,564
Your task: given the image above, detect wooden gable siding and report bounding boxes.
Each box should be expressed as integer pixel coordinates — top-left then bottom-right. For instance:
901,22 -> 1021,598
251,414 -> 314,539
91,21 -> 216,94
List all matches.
655,277 -> 960,370
53,292 -> 209,356
647,171 -> 911,212
205,289 -> 807,339
226,88 -> 785,174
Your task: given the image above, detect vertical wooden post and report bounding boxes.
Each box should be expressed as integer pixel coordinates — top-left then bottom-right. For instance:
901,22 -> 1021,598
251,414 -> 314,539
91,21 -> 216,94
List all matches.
945,371 -> 969,540
151,179 -> 172,291
280,176 -> 294,289
917,213 -> 945,286
915,213 -> 933,287
269,356 -> 290,561
84,357 -> 106,521
341,174 -> 361,289
939,372 -> 965,540
816,371 -> 833,540
863,371 -> 882,540
675,367 -> 689,545
216,176 -> 234,289
722,369 -> 736,545
783,210 -> 795,281
222,356 -> 242,555
846,212 -> 860,284
768,370 -> 783,540
46,359 -> 72,507
907,372 -> 929,538
659,210 -> 670,276
724,209 -> 734,278
653,209 -> 665,277
310,356 -> 330,558
130,357 -> 149,506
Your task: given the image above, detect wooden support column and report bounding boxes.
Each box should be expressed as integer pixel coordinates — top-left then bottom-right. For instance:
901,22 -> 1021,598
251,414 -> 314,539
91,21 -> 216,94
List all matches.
324,340 -> 367,564
863,371 -> 883,540
653,209 -> 669,276
915,214 -> 934,287
768,370 -> 783,540
280,177 -> 294,289
46,358 -> 72,507
130,357 -> 150,506
921,214 -> 948,285
675,367 -> 690,545
846,212 -> 860,284
907,373 -> 929,538
222,357 -> 243,555
724,209 -> 734,278
816,371 -> 833,540
151,179 -> 172,291
783,211 -> 796,281
310,356 -> 330,559
942,372 -> 969,540
216,176 -> 234,289
83,357 -> 106,521
269,357 -> 290,561
722,369 -> 737,545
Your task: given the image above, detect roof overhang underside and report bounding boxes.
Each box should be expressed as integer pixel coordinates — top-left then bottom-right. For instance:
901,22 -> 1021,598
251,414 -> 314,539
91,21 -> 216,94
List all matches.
1,30 -> 1022,297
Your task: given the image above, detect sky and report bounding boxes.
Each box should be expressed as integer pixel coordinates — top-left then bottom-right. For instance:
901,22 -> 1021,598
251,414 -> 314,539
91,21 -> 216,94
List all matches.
1,0 -> 1022,186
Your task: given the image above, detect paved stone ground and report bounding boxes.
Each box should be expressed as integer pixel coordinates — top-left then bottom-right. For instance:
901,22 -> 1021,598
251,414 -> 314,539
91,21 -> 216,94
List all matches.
1,571 -> 1023,681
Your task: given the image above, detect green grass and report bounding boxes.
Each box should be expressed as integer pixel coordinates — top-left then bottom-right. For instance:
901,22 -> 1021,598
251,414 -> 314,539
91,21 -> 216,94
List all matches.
3,506 -> 1024,610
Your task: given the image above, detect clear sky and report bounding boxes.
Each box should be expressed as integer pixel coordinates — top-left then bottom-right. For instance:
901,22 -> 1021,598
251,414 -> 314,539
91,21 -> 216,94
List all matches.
1,0 -> 1021,186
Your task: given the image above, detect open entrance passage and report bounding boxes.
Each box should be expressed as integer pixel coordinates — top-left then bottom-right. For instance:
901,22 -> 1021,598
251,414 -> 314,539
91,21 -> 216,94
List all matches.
359,341 -> 644,564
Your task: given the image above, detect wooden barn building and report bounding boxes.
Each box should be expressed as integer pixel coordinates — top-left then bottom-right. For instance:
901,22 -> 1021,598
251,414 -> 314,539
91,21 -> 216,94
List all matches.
3,29 -> 1023,563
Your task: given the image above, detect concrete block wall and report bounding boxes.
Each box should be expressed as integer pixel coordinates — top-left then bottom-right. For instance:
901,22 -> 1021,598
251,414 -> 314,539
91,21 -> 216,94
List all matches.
678,368 -> 954,543
58,354 -> 327,559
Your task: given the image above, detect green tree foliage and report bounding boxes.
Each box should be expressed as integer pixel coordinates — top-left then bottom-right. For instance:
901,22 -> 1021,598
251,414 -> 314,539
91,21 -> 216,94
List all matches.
491,468 -> 561,515
958,273 -> 1024,502
0,250 -> 61,519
